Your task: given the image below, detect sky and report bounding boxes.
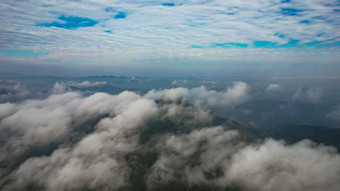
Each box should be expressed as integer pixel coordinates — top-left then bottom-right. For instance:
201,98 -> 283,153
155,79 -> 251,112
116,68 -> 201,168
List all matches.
0,0 -> 340,76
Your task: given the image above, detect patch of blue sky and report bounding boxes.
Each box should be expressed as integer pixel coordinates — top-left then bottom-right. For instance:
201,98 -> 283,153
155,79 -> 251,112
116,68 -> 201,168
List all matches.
39,16 -> 98,30
300,20 -> 310,24
213,43 -> 227,47
0,49 -> 48,59
104,30 -> 113,34
105,7 -> 116,13
162,3 -> 175,6
254,40 -> 304,48
274,32 -> 285,38
280,8 -> 304,16
191,43 -> 248,49
278,40 -> 299,48
114,12 -> 127,19
214,43 -> 248,48
193,40 -> 339,49
191,45 -> 203,48
254,40 -> 299,48
253,40 -> 340,49
253,41 -> 277,48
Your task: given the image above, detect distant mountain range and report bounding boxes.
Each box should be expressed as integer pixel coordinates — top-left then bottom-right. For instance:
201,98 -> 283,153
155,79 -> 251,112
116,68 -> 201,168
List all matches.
263,123 -> 340,151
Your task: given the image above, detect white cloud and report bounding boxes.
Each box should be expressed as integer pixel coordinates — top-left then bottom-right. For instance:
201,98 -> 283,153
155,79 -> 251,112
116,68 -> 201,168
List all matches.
68,81 -> 107,88
50,82 -> 66,94
293,87 -> 323,104
0,83 -> 33,102
146,127 -> 340,191
0,91 -> 143,167
0,0 -> 339,66
326,105 -> 340,121
266,84 -> 281,91
145,81 -> 249,108
227,139 -> 340,191
1,87 -> 340,191
0,103 -> 17,119
146,126 -> 244,188
1,91 -> 158,191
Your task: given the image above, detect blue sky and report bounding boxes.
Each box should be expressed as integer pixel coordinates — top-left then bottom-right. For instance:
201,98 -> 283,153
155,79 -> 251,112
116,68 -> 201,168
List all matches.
0,0 -> 339,76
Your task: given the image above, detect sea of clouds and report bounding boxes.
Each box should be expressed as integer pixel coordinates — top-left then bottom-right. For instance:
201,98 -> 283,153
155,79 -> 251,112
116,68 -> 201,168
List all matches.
0,82 -> 339,191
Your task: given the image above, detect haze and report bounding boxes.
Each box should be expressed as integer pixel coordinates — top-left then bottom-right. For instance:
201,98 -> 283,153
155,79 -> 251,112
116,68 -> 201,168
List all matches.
0,1 -> 340,191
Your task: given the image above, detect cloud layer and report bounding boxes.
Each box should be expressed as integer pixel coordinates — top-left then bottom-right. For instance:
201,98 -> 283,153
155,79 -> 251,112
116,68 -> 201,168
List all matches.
0,0 -> 339,68
145,81 -> 249,109
0,82 -> 340,191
